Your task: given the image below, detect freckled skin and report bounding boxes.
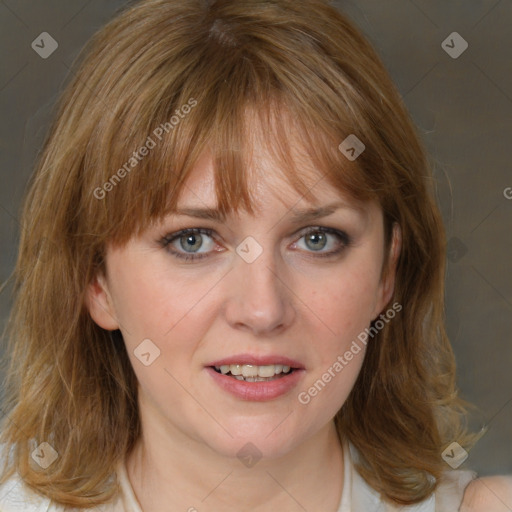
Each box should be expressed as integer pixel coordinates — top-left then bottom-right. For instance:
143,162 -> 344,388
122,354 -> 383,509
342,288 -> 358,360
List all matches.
86,145 -> 400,511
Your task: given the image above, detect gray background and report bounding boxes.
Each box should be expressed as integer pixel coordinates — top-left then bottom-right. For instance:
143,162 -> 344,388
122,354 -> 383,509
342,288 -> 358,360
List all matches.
0,0 -> 511,478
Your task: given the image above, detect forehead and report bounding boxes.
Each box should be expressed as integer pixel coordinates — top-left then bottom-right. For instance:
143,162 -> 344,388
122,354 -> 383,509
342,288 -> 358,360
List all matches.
173,147 -> 373,222
149,99 -> 382,231
179,103 -> 353,206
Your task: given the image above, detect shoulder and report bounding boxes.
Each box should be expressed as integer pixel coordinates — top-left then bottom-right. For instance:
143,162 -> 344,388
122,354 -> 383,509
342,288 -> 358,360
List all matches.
0,442 -> 59,511
460,475 -> 512,512
0,448 -> 124,512
0,473 -> 55,512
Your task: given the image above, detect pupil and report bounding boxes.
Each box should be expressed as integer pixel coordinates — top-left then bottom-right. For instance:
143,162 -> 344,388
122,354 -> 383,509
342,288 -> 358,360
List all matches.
182,234 -> 201,252
307,232 -> 326,251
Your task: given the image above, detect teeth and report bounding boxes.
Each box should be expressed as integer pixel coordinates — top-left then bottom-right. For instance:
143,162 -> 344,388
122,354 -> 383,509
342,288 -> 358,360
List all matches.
242,365 -> 259,377
257,365 -> 276,377
231,364 -> 242,376
214,364 -> 293,378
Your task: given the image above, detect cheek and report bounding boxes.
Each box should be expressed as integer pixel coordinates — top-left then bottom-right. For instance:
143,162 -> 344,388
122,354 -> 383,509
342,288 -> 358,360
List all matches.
305,258 -> 381,341
296,269 -> 376,415
108,254 -> 212,343
107,257 -> 211,405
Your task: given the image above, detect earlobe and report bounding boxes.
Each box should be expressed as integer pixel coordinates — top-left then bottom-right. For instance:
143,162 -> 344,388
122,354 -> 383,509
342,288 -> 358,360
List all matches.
373,222 -> 402,319
384,222 -> 402,301
85,273 -> 120,331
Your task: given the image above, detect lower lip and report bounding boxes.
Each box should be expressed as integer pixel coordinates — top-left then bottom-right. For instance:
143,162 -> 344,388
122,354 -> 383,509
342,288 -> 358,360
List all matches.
205,367 -> 305,401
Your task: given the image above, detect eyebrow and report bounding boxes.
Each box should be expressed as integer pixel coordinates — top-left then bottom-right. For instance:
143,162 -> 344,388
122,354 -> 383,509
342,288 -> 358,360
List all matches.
171,201 -> 364,223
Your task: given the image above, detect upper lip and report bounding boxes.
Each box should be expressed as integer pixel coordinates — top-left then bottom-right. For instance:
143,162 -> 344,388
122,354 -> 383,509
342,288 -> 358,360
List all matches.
207,353 -> 305,369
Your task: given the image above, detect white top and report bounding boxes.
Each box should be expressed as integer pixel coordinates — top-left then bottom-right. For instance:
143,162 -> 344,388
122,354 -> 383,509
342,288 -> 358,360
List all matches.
0,439 -> 476,511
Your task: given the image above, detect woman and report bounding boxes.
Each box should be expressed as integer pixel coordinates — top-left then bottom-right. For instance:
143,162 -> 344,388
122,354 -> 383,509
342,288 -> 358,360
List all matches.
0,0 -> 510,510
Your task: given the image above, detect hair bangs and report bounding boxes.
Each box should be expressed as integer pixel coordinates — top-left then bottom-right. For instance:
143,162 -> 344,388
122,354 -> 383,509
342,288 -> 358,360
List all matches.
86,66 -> 384,252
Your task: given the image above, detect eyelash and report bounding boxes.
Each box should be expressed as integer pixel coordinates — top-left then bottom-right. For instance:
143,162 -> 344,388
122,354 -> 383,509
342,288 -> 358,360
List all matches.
159,226 -> 352,262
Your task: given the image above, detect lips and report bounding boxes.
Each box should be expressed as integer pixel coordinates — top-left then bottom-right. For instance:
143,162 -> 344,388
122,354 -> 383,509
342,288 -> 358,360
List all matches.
205,366 -> 305,401
207,353 -> 305,369
204,353 -> 306,401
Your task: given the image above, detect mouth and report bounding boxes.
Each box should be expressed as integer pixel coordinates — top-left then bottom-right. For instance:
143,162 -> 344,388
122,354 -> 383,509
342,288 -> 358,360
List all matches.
205,354 -> 305,400
210,364 -> 297,382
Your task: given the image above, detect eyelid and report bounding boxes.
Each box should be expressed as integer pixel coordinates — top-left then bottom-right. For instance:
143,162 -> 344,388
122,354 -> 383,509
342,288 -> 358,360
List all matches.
159,225 -> 351,261
291,226 -> 352,255
160,227 -> 217,245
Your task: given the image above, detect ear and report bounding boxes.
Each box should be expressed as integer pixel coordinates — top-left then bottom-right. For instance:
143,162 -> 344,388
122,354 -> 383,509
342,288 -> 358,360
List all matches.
371,222 -> 402,320
85,272 -> 120,331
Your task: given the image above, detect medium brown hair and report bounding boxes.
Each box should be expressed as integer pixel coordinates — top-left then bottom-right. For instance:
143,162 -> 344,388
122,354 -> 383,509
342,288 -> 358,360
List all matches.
0,0 -> 480,507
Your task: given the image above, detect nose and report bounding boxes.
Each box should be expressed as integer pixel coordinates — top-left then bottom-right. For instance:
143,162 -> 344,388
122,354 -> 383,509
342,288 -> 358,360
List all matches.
222,244 -> 296,336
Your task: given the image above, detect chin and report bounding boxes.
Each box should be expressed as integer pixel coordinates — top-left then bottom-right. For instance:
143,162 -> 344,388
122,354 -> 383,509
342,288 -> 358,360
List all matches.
202,426 -> 301,462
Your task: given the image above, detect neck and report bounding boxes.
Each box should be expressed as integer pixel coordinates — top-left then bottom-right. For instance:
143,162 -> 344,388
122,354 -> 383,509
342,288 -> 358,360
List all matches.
126,401 -> 345,512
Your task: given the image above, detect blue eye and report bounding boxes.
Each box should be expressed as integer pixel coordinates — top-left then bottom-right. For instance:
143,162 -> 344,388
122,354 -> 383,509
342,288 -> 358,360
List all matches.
160,228 -> 216,261
294,227 -> 351,257
159,226 -> 351,262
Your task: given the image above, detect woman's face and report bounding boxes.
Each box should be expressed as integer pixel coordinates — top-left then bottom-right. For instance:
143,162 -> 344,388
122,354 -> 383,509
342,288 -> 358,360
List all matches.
87,143 -> 400,461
